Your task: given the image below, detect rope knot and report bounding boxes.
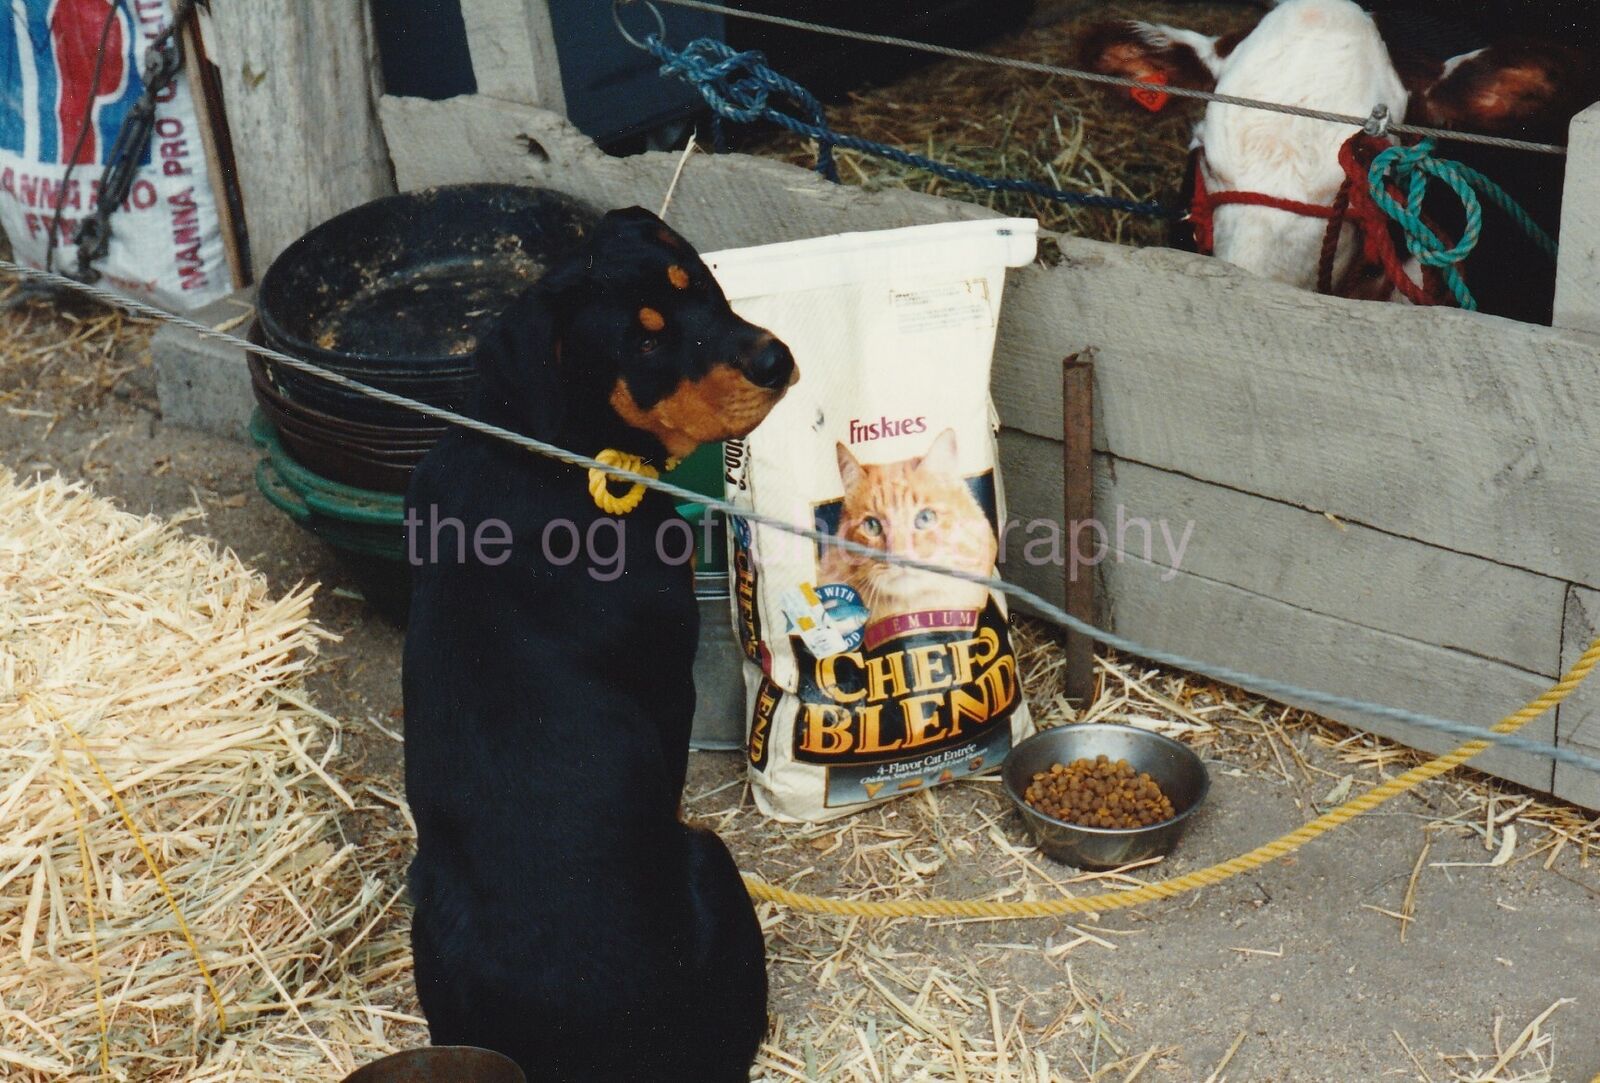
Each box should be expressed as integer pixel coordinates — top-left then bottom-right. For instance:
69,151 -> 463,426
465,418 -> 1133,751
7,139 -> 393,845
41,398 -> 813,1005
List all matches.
1360,138 -> 1557,311
651,38 -> 773,123
645,35 -> 840,180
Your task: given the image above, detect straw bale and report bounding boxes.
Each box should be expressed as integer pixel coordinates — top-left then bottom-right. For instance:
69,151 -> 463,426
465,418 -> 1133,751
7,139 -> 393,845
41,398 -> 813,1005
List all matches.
0,469 -> 422,1081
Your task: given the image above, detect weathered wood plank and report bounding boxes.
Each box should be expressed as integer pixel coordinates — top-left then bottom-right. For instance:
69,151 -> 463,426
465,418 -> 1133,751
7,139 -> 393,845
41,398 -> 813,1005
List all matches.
992,246 -> 1600,590
203,2 -> 394,279
459,0 -> 566,110
1554,104 -> 1600,335
998,430 -> 1565,677
992,243 -> 1600,588
1555,587 -> 1600,809
379,94 -> 997,245
1000,465 -> 1565,792
1100,554 -> 1558,791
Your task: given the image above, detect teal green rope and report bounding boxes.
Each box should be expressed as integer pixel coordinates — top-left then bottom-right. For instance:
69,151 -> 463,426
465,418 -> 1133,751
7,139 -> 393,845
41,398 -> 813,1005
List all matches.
1366,140 -> 1558,312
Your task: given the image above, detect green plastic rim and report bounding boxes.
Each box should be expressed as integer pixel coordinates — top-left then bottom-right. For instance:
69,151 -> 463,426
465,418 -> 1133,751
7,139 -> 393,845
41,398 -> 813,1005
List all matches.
251,409 -> 407,525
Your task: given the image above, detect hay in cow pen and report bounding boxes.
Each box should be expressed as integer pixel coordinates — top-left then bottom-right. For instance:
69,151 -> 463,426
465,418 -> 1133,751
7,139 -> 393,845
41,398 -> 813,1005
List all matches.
0,469 -> 423,1081
741,3 -> 1260,251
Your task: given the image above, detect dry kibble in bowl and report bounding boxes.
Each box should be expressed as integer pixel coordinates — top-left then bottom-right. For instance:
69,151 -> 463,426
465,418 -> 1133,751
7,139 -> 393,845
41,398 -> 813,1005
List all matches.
1023,754 -> 1177,829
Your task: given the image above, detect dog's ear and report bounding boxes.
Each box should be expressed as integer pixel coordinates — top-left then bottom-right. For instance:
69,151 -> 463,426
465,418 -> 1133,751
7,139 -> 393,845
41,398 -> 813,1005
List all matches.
591,205 -> 697,262
472,256 -> 586,438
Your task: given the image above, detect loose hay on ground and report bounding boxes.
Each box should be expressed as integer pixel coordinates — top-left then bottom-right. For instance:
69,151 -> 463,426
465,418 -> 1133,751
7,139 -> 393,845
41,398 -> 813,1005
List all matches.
700,617 -> 1596,1081
0,469 -> 423,1081
0,279 -> 155,417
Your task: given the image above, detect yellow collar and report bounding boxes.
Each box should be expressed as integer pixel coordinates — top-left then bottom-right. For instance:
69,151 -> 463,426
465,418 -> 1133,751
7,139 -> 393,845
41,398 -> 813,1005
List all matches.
587,448 -> 680,515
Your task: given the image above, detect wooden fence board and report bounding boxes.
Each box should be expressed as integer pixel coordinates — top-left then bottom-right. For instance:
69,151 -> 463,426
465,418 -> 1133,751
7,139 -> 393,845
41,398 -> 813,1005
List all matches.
1555,587 -> 1600,808
379,94 -> 996,243
1099,553 -> 1558,791
1555,104 -> 1600,335
992,248 -> 1600,591
204,2 -> 394,279
460,0 -> 566,110
998,431 -> 1564,676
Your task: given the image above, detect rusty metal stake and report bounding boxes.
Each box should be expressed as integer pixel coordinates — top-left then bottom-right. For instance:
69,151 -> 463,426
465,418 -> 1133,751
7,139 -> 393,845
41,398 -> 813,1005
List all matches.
1062,353 -> 1097,707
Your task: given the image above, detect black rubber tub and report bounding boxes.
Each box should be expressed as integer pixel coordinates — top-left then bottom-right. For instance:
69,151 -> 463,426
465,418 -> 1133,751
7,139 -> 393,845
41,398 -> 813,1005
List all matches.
256,184 -> 600,427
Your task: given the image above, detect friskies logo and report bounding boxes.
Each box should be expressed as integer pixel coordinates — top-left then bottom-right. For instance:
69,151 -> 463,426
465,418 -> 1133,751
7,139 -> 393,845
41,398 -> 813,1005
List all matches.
1,0 -> 144,165
847,414 -> 928,444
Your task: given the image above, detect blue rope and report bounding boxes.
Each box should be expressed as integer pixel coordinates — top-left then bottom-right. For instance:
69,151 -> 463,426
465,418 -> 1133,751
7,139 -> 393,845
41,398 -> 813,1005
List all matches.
646,35 -> 1183,220
1366,140 -> 1558,312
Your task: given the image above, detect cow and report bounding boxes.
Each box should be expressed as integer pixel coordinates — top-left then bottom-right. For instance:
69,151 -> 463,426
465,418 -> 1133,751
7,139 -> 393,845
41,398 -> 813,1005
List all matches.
1080,0 -> 1596,323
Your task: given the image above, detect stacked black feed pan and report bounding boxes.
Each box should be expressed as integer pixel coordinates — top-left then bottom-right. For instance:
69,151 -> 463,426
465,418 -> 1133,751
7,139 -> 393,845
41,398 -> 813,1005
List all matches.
249,184 -> 599,616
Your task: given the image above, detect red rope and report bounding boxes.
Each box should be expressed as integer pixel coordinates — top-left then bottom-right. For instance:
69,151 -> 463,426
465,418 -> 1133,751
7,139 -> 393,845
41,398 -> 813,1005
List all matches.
1334,134 -> 1442,305
1189,134 -> 1445,305
1189,162 -> 1332,255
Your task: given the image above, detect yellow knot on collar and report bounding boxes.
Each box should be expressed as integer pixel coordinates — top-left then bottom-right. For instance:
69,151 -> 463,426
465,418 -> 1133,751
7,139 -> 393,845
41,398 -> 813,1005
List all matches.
587,449 -> 681,515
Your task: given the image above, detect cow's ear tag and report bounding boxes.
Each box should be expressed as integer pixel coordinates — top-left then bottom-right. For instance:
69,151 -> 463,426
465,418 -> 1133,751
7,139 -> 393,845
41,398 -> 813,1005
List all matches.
1131,71 -> 1171,112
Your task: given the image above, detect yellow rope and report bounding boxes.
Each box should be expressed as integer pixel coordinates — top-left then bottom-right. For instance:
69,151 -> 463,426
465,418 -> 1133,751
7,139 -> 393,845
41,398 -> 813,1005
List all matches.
56,717 -> 229,1032
743,635 -> 1600,919
588,449 -> 677,514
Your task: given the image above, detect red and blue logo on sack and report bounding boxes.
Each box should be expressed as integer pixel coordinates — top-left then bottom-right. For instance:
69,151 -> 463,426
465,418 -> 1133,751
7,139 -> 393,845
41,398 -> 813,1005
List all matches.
1,0 -> 147,165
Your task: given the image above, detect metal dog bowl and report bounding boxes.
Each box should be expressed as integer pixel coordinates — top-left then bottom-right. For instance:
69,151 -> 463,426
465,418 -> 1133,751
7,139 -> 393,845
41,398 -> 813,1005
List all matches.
340,1046 -> 526,1083
1001,723 -> 1210,870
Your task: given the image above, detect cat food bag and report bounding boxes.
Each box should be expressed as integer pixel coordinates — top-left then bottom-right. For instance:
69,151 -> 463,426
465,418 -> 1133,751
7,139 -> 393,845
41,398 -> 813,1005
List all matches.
705,218 -> 1038,823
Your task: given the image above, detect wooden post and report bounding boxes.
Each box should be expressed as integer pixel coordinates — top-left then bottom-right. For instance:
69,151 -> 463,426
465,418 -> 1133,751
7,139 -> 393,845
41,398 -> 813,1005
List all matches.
1552,101 -> 1600,804
180,21 -> 246,290
459,0 -> 567,112
199,2 -> 395,280
1061,353 -> 1097,707
1553,102 -> 1600,334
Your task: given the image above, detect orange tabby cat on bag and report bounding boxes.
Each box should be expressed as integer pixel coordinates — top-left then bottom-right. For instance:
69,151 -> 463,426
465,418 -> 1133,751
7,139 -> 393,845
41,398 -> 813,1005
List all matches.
818,428 -> 998,626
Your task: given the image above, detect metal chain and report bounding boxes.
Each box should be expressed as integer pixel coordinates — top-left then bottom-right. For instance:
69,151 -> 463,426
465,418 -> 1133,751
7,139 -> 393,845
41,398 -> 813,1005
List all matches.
616,0 -> 1569,157
71,0 -> 199,285
4,257 -> 1599,775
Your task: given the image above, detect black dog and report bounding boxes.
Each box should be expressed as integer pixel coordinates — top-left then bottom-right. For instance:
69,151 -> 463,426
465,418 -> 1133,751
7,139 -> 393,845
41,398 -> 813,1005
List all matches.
402,207 -> 796,1081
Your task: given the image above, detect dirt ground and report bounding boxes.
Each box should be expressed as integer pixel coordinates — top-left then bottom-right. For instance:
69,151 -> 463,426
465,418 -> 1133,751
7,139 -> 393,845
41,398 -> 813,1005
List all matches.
3,286 -> 1597,1083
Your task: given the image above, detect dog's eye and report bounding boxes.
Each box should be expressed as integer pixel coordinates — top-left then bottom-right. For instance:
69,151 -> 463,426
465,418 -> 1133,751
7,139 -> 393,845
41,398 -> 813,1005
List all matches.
638,336 -> 661,355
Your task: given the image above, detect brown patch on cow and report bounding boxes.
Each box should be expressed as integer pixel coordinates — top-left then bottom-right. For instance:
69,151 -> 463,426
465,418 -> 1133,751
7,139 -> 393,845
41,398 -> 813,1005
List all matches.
666,264 -> 690,290
1416,40 -> 1593,136
1081,21 -> 1216,93
1077,21 -> 1219,93
610,366 -> 785,459
638,307 -> 666,333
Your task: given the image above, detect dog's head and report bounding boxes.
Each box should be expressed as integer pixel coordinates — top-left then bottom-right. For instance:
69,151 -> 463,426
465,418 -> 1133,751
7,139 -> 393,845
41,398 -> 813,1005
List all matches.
475,207 -> 797,460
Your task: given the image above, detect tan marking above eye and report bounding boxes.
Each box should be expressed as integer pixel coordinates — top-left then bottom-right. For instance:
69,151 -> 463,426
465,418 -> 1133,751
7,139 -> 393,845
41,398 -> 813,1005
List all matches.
667,264 -> 690,290
639,307 -> 666,332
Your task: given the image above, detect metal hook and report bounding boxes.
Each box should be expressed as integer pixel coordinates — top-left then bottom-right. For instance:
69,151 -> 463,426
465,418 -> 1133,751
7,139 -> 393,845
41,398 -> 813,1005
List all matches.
612,0 -> 666,51
1363,103 -> 1391,138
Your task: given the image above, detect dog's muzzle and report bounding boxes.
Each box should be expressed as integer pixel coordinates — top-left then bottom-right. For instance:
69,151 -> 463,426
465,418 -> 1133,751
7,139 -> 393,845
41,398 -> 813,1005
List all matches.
741,338 -> 796,390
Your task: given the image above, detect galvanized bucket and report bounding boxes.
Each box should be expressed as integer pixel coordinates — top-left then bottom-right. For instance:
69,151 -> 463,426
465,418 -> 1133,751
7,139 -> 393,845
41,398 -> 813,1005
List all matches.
690,569 -> 748,751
